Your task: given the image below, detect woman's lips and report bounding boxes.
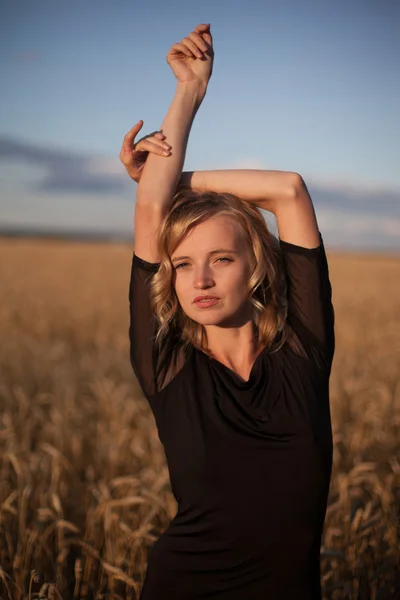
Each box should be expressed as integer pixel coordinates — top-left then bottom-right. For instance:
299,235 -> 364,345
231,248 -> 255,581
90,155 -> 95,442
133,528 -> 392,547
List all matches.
194,298 -> 220,308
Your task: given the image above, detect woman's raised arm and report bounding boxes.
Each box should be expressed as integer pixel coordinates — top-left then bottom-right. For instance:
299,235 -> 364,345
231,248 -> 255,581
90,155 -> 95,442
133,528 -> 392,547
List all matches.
178,169 -> 298,216
178,169 -> 320,248
133,24 -> 214,263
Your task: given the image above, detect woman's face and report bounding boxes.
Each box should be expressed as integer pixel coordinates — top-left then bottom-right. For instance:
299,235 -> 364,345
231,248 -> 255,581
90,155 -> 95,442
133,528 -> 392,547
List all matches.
171,214 -> 254,327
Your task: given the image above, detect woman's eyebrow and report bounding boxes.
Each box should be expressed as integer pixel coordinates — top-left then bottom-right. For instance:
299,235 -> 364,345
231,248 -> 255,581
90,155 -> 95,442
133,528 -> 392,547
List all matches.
171,248 -> 238,262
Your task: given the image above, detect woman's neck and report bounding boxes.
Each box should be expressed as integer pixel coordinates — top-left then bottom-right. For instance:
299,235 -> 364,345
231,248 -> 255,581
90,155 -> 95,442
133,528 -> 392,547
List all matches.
205,321 -> 260,370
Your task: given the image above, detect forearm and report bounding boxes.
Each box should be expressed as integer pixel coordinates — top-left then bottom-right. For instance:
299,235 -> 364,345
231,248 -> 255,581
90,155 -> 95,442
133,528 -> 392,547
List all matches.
179,169 -> 298,215
137,81 -> 206,213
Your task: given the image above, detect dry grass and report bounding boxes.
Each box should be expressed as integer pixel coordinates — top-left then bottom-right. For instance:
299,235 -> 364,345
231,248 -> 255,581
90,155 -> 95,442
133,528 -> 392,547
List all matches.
0,238 -> 399,599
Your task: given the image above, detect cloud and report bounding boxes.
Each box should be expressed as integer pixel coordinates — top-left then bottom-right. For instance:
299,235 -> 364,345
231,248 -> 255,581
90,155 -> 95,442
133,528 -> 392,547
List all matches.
86,157 -> 127,177
317,208 -> 400,238
226,157 -> 400,196
0,137 -> 129,194
219,156 -> 400,220
0,140 -> 399,249
215,157 -> 400,249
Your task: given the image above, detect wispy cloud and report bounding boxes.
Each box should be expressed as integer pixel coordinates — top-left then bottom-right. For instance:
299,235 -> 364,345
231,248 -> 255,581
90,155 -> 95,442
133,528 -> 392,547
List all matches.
0,141 -> 399,249
214,157 -> 400,249
0,137 -> 128,194
225,157 -> 400,196
221,157 -> 400,219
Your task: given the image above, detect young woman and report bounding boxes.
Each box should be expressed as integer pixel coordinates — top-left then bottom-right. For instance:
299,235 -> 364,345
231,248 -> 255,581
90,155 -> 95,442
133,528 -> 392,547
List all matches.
120,23 -> 335,600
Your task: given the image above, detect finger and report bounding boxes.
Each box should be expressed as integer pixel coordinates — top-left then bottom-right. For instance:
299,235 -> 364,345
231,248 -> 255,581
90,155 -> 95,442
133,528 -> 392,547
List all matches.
136,140 -> 171,156
152,135 -> 171,149
119,143 -> 135,163
120,144 -> 134,160
137,137 -> 171,152
194,23 -> 213,46
201,30 -> 213,47
181,37 -> 202,58
122,120 -> 143,146
124,120 -> 143,138
121,141 -> 134,156
148,130 -> 167,140
170,42 -> 193,58
140,129 -> 165,142
194,23 -> 211,32
188,31 -> 208,53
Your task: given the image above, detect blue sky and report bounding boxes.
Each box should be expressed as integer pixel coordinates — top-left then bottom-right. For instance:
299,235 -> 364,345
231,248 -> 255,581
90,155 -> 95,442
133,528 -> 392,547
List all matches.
0,0 -> 399,251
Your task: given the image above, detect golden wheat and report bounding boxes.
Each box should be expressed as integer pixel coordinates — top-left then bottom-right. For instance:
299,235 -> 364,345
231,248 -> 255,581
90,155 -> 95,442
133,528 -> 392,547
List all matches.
0,239 -> 399,599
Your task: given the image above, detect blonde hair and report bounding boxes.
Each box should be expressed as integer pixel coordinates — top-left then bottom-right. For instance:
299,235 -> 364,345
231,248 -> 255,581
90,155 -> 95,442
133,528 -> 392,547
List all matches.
149,188 -> 289,358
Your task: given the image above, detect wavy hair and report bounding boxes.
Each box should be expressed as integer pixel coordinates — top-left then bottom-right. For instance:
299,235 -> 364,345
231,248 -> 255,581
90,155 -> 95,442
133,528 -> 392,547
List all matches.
149,188 -> 289,358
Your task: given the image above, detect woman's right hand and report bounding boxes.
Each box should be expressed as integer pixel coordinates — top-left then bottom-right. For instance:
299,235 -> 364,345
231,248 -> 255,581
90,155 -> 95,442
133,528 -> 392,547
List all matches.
119,120 -> 172,184
166,23 -> 214,87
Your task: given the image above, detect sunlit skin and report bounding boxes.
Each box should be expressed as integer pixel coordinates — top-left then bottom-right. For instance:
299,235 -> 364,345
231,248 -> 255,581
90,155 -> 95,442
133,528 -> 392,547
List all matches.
171,214 -> 263,379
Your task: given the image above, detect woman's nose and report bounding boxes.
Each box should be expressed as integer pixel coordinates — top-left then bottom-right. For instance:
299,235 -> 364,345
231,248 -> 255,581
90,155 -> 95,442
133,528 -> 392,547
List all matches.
194,269 -> 215,288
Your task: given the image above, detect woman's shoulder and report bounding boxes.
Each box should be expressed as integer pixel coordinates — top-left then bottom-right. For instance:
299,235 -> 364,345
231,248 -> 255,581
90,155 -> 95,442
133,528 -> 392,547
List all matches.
152,341 -> 196,397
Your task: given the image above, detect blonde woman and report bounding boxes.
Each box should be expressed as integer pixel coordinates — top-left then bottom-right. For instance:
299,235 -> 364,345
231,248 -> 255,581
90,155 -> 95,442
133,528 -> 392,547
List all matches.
120,23 -> 335,600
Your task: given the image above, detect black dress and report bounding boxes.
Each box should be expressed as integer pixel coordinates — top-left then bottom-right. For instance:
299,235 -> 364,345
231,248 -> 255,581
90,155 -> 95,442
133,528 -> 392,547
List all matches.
129,231 -> 335,600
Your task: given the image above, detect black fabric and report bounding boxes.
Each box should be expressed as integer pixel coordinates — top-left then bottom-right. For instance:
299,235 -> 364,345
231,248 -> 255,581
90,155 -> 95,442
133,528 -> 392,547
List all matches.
128,231 -> 335,599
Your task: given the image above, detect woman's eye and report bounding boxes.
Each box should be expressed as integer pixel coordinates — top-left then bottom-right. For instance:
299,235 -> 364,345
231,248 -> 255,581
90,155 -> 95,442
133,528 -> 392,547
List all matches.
217,257 -> 232,263
175,258 -> 232,270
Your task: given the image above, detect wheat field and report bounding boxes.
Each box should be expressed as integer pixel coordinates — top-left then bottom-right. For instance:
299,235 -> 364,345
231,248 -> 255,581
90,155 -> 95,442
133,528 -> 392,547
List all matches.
0,238 -> 399,600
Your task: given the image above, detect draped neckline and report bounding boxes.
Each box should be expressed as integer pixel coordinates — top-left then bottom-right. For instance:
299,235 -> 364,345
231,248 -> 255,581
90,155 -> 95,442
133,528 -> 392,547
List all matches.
197,345 -> 267,386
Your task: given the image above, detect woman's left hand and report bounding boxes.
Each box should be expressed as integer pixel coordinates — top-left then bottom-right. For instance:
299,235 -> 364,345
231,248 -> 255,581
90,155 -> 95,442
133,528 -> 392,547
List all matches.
119,120 -> 172,183
166,23 -> 214,86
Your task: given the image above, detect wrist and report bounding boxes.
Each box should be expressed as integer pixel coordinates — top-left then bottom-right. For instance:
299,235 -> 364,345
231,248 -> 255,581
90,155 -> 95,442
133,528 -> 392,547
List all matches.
176,80 -> 207,102
179,171 -> 194,189
179,171 -> 204,193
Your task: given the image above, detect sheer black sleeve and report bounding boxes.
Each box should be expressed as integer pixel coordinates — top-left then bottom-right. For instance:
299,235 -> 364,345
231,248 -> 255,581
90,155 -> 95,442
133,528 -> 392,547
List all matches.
279,231 -> 335,375
128,253 -> 188,397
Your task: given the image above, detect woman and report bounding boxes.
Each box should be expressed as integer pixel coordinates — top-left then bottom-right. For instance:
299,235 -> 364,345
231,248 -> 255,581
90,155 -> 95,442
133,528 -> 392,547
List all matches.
120,23 -> 335,600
